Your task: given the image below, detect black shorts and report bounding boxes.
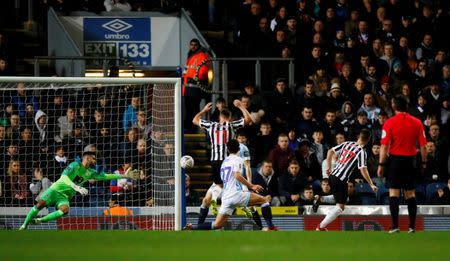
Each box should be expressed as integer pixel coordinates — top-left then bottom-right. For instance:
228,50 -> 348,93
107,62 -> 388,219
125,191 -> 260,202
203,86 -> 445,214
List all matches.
387,155 -> 417,190
211,160 -> 223,185
329,175 -> 348,204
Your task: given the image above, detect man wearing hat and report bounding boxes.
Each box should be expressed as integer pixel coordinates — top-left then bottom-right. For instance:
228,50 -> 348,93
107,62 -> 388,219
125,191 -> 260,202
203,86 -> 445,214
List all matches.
19,150 -> 140,230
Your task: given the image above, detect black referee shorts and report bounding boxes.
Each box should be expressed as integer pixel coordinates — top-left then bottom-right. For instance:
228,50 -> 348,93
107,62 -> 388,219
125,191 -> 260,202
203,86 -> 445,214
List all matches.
387,155 -> 417,190
329,175 -> 348,204
211,160 -> 223,185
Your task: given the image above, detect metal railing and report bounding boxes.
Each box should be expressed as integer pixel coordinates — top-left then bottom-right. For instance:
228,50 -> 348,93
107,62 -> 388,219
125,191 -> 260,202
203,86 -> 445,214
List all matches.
210,57 -> 295,103
33,56 -> 135,76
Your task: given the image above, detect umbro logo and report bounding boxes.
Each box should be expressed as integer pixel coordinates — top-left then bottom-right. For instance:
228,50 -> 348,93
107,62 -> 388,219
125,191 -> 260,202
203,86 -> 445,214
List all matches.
102,19 -> 132,33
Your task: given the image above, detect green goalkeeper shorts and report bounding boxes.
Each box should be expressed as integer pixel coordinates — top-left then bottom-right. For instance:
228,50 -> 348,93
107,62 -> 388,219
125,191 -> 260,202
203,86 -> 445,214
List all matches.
39,188 -> 70,209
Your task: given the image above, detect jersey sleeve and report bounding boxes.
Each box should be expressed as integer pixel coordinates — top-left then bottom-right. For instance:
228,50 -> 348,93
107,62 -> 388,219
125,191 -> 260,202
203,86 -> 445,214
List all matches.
199,119 -> 211,130
380,120 -> 391,146
332,142 -> 346,154
230,118 -> 245,129
357,150 -> 368,169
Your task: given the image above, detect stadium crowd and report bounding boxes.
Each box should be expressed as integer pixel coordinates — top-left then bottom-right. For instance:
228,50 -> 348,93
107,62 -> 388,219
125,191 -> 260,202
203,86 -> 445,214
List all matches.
1,0 -> 450,209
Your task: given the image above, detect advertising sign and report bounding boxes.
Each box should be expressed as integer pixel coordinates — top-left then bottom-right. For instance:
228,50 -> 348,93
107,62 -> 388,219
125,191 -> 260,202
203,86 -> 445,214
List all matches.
84,18 -> 151,66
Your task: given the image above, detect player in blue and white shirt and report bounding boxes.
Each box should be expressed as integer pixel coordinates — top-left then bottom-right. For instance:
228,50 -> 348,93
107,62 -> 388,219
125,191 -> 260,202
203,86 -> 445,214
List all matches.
185,139 -> 277,230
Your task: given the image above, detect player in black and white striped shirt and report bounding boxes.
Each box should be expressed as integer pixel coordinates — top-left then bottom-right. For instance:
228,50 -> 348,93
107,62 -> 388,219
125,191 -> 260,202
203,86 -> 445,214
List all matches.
314,129 -> 378,231
192,99 -> 253,224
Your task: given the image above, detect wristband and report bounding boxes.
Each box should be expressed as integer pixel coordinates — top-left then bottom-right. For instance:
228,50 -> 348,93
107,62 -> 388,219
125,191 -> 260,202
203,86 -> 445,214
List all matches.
378,162 -> 386,166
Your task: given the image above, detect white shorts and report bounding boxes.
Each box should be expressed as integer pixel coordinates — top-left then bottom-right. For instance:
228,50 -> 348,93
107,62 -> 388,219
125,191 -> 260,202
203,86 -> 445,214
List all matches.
219,191 -> 251,216
207,183 -> 222,200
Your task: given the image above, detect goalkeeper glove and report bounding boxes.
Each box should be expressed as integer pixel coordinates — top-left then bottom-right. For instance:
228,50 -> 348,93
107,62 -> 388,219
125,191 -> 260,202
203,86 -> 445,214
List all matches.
123,168 -> 140,180
72,185 -> 89,196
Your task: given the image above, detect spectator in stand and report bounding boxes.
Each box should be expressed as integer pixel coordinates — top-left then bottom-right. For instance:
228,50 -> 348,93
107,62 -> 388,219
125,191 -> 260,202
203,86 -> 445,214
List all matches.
347,181 -> 362,205
64,121 -> 88,160
416,33 -> 435,66
435,178 -> 450,205
319,110 -> 343,148
133,109 -> 151,140
110,159 -> 134,205
11,82 -> 39,119
185,174 -> 200,206
33,110 -> 52,162
18,127 -> 35,170
6,113 -> 21,140
440,96 -> 450,127
319,178 -> 332,197
297,80 -> 324,120
371,110 -> 388,143
367,141 -> 381,180
348,78 -> 369,109
2,141 -> 19,175
121,127 -> 138,158
380,42 -> 400,77
358,93 -> 381,125
4,160 -> 29,206
309,66 -> 331,98
414,59 -> 432,90
267,78 -> 295,134
295,104 -> 318,140
355,20 -> 371,50
278,160 -> 307,206
268,133 -> 295,175
425,83 -> 444,116
47,146 -> 68,182
422,140 -> 446,184
349,111 -> 371,141
247,16 -> 276,57
122,94 -> 140,133
253,121 -> 276,165
339,101 -> 356,136
252,160 -> 281,206
297,185 -> 315,209
339,63 -> 354,96
0,125 -> 6,149
104,0 -> 131,12
55,107 -> 77,143
29,167 -> 52,201
295,138 -> 322,193
439,65 -> 450,94
242,82 -> 267,113
371,38 -> 384,59
311,128 -> 328,165
0,57 -> 11,76
376,19 -> 398,44
375,75 -> 394,116
409,93 -> 429,122
326,82 -> 345,113
287,128 -> 300,152
270,5 -> 287,31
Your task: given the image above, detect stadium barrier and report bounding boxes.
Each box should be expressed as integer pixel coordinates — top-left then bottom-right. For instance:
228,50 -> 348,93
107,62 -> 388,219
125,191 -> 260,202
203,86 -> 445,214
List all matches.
2,206 -> 450,231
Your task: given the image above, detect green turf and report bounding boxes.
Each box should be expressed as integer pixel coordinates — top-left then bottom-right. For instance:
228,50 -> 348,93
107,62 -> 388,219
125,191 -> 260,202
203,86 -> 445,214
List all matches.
1,231 -> 450,261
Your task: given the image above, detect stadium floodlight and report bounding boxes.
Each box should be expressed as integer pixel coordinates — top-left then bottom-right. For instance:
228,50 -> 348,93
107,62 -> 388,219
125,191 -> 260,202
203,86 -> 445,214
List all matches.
0,76 -> 183,230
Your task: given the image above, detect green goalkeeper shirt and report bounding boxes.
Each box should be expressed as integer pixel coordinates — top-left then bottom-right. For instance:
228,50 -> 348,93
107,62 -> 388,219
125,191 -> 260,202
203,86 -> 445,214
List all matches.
49,161 -> 122,200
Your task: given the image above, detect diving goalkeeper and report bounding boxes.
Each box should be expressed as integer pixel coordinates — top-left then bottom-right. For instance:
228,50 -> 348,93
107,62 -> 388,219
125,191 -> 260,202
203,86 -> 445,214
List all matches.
19,151 -> 139,230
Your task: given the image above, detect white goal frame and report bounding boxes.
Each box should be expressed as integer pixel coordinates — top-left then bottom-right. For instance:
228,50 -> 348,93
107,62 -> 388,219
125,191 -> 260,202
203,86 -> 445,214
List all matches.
0,76 -> 183,230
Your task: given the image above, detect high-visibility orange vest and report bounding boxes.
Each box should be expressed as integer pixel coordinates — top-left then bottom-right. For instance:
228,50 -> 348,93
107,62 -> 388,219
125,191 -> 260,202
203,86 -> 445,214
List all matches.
182,50 -> 210,96
103,205 -> 133,216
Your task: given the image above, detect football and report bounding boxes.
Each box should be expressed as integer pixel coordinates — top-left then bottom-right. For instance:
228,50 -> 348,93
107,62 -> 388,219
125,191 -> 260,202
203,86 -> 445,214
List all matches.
180,155 -> 194,169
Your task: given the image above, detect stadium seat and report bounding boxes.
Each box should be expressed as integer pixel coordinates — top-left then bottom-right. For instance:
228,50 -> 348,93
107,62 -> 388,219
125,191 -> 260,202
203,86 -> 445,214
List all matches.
415,185 -> 426,205
426,182 -> 447,203
356,183 -> 377,205
376,183 -> 389,205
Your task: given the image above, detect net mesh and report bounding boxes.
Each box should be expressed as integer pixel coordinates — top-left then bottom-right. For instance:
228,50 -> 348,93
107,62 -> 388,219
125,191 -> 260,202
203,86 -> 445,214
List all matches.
0,80 -> 178,230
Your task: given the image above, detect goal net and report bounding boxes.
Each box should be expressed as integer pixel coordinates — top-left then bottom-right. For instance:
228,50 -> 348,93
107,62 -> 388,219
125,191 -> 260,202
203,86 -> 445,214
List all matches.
0,77 -> 183,230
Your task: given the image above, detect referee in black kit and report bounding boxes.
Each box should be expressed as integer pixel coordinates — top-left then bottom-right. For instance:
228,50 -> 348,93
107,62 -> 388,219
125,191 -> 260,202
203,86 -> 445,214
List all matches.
377,96 -> 427,234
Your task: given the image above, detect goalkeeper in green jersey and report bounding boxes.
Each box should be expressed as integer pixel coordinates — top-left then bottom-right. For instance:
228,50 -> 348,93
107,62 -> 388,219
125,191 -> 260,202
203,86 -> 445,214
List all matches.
19,151 -> 139,230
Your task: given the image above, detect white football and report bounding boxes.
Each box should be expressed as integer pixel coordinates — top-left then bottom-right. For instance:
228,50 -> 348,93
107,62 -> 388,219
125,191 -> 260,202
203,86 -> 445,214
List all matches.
180,155 -> 194,169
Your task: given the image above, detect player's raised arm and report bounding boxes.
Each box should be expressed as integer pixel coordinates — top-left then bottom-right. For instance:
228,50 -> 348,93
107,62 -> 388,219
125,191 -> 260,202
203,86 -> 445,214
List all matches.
192,102 -> 213,126
94,167 -> 140,181
233,99 -> 253,125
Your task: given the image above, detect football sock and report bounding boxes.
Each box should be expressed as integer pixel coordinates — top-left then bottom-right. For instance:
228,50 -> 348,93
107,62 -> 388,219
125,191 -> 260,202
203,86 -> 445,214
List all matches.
389,197 -> 400,229
406,197 -> 417,229
321,195 -> 335,204
198,207 -> 209,224
261,203 -> 274,227
319,206 -> 343,228
39,210 -> 65,223
22,206 -> 40,228
251,209 -> 263,229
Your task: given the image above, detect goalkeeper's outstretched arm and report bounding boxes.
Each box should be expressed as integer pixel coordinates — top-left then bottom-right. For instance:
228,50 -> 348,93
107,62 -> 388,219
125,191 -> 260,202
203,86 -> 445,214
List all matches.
94,168 -> 140,181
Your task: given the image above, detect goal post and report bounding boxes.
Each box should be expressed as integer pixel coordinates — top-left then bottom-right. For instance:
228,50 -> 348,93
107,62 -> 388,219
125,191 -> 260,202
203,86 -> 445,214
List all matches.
0,77 -> 183,230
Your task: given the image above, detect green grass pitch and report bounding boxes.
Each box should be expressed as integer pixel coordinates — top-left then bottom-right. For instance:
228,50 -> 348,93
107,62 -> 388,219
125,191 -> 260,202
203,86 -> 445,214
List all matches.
1,231 -> 450,260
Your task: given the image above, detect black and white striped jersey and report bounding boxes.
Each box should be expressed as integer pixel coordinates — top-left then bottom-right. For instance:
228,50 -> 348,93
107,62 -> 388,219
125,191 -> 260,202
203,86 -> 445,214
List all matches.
199,118 -> 245,161
330,141 -> 367,182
